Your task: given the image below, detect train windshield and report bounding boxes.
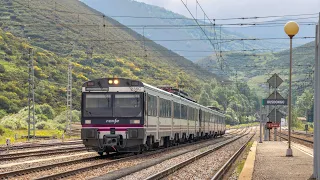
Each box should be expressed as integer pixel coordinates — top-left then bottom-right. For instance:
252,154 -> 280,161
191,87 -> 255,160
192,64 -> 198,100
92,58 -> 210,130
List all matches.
83,93 -> 142,117
114,94 -> 142,117
84,94 -> 112,117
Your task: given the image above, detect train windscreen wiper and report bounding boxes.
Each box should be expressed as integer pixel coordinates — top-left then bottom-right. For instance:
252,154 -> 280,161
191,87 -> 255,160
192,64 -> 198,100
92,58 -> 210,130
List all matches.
85,109 -> 93,116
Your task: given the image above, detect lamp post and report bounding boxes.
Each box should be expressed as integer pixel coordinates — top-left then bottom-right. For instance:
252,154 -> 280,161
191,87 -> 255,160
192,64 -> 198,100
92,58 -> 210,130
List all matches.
284,21 -> 299,157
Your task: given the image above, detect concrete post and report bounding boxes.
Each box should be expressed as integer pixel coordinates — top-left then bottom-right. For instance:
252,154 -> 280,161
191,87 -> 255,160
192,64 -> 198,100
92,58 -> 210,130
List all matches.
313,17 -> 320,179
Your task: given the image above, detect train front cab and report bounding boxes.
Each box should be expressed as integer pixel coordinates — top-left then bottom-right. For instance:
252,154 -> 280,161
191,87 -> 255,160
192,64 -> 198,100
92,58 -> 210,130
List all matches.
81,78 -> 146,154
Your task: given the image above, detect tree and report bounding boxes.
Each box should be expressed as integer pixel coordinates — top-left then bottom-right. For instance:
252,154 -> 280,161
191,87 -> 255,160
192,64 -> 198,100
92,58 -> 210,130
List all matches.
296,89 -> 313,116
199,90 -> 211,106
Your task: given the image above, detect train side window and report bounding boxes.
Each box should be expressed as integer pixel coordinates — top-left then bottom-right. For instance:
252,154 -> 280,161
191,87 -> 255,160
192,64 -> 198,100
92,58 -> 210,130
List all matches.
147,94 -> 157,116
160,98 -> 171,118
174,102 -> 180,119
181,105 -> 187,119
194,109 -> 198,121
188,107 -> 194,121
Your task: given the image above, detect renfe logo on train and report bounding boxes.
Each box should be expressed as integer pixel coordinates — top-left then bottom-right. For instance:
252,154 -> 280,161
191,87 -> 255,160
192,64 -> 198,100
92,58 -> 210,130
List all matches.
106,119 -> 120,124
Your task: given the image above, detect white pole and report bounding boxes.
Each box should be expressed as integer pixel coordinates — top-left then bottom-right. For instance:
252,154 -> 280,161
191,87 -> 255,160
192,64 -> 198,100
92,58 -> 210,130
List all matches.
314,16 -> 320,179
317,14 -> 320,179
286,36 -> 293,157
260,105 -> 262,143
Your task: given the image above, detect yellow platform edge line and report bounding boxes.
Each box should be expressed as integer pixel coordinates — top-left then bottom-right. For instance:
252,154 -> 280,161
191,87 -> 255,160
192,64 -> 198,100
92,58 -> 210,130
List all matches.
238,141 -> 258,180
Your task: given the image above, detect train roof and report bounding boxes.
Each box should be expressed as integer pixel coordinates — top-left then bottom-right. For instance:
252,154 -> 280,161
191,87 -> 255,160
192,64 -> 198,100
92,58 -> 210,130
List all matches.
82,78 -> 225,117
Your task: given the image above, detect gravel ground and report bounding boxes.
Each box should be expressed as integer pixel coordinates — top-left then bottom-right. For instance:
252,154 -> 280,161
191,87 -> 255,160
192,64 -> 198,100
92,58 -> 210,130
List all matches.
64,137 -> 231,180
119,129 -> 254,180
0,146 -> 88,166
0,152 -> 97,173
164,133 -> 254,179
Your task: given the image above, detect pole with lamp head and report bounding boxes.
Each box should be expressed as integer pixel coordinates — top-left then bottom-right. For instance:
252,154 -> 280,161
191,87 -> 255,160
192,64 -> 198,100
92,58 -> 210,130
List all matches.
284,21 -> 299,157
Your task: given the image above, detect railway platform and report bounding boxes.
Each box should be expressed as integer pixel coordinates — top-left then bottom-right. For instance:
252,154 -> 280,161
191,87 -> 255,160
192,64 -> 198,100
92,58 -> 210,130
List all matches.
239,141 -> 313,180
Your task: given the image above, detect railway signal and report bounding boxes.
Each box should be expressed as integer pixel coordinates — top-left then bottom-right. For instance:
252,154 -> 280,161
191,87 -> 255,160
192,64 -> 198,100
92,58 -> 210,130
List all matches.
263,73 -> 286,141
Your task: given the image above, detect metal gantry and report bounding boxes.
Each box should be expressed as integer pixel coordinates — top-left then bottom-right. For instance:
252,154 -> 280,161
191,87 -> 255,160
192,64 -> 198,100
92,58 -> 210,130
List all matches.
27,48 -> 35,141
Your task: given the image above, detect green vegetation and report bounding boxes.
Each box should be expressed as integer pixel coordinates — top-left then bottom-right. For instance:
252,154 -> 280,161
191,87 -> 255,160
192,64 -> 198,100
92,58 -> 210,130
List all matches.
199,80 -> 260,125
0,126 -> 63,144
197,42 -> 314,99
0,0 -> 261,143
235,141 -> 254,175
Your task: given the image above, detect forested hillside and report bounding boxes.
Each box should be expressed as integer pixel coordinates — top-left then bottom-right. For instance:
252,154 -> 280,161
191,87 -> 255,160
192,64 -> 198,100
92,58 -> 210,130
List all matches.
0,0 -> 260,134
197,41 -> 315,98
81,0 -> 289,61
0,0 -> 219,129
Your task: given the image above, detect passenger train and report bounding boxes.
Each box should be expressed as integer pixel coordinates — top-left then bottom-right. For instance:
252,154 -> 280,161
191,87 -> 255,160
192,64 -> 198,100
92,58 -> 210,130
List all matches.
81,78 -> 226,155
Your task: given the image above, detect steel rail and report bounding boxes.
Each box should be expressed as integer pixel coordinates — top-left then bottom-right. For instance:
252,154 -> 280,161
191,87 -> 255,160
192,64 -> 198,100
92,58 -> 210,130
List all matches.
0,156 -> 99,179
145,131 -> 252,180
211,132 -> 256,180
279,132 -> 313,144
0,146 -> 87,161
33,135 -> 233,180
0,140 -> 82,152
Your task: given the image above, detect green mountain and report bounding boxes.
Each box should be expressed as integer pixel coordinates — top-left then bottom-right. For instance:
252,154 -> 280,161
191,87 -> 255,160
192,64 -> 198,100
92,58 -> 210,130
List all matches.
81,0 -> 290,61
197,41 -> 315,100
0,0 -> 222,127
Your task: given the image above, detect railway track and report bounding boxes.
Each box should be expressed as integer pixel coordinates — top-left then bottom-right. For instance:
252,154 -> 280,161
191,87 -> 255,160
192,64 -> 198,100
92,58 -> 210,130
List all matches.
143,129 -> 255,180
0,145 -> 87,161
0,140 -> 82,152
24,132 -> 244,180
87,128 -> 253,180
278,133 -> 313,148
0,130 -> 248,180
0,156 -> 102,179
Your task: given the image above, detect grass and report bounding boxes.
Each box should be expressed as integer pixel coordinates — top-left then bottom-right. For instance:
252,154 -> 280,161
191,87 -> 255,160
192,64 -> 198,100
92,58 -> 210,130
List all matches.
229,122 -> 259,129
0,127 -> 79,145
235,141 -> 254,175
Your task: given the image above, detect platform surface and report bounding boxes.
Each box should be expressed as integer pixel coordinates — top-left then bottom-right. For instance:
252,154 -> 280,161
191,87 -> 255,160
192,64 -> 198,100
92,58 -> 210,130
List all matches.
252,141 -> 313,180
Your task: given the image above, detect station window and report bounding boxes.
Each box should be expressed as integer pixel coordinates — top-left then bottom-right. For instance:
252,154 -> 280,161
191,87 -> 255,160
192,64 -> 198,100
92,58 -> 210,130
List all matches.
160,98 -> 171,118
147,94 -> 157,116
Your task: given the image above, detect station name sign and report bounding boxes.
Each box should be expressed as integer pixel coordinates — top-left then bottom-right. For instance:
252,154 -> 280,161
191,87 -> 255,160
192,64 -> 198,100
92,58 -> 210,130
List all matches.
263,99 -> 287,105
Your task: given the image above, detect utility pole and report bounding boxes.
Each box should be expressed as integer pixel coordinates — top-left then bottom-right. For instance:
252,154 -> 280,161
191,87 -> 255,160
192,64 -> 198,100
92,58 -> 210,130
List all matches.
313,13 -> 320,179
66,62 -> 73,134
65,43 -> 75,135
28,48 -> 35,141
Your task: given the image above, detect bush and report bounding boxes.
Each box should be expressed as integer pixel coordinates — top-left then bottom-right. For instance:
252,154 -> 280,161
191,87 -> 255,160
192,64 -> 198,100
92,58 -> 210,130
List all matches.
0,64 -> 5,73
39,104 -> 55,119
0,125 -> 5,136
36,121 -> 53,130
2,120 -> 17,129
0,109 -> 7,119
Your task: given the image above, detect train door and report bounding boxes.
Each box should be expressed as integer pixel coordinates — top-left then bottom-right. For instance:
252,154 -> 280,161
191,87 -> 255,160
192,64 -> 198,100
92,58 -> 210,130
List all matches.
171,100 -> 174,139
199,109 -> 202,136
156,96 -> 160,141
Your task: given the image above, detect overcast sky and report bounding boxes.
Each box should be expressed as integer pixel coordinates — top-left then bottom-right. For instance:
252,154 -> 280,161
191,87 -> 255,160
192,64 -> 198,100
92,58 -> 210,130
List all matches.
134,0 -> 320,21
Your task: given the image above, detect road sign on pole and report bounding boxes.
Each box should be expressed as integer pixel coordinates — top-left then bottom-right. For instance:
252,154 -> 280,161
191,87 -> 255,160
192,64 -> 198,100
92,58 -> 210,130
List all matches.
267,91 -> 285,100
263,99 -> 288,105
268,108 -> 285,123
267,73 -> 284,88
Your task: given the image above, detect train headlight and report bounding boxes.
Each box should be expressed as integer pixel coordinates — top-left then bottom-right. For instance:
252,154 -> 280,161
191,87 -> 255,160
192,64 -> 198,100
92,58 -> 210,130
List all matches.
108,80 -> 113,84
114,79 -> 119,85
130,120 -> 140,124
85,120 -> 91,124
